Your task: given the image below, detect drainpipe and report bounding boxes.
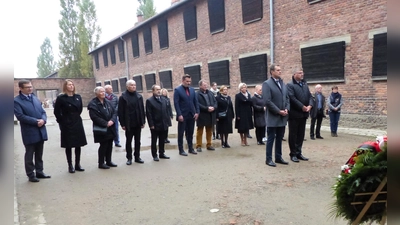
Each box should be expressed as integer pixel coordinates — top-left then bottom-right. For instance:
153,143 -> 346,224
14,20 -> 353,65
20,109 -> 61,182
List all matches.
120,36 -> 129,77
270,0 -> 274,65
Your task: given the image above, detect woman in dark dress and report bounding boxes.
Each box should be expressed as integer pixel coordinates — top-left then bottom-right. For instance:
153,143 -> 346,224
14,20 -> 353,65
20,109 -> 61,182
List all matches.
161,88 -> 173,143
54,79 -> 87,173
88,86 -> 118,169
235,83 -> 254,146
216,85 -> 234,148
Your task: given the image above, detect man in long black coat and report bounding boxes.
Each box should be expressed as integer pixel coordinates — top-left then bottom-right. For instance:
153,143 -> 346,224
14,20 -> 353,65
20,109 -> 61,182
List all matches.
118,80 -> 146,165
286,68 -> 313,163
146,85 -> 171,161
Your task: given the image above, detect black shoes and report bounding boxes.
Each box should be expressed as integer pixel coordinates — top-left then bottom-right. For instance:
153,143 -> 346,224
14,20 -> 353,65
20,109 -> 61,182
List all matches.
36,172 -> 51,179
224,143 -> 230,148
196,147 -> 202,152
98,164 -> 110,169
207,146 -> 215,150
164,139 -> 170,143
68,164 -> 75,173
188,150 -> 197,155
266,160 -> 276,167
115,143 -> 122,147
316,136 -> 324,139
126,159 -> 132,165
257,142 -> 265,145
297,154 -> 309,161
159,154 -> 170,159
153,157 -> 160,161
291,156 -> 300,163
29,177 -> 40,182
106,162 -> 118,167
135,158 -> 144,163
275,158 -> 289,165
179,151 -> 188,156
282,138 -> 286,141
310,136 -> 315,140
75,164 -> 85,172
247,134 -> 252,138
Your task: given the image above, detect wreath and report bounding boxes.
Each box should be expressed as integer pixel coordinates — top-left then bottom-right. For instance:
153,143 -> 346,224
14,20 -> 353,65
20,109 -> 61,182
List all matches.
330,136 -> 387,224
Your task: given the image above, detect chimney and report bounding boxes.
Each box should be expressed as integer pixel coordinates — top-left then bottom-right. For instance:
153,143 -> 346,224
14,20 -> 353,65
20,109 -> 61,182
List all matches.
171,0 -> 180,5
137,14 -> 144,23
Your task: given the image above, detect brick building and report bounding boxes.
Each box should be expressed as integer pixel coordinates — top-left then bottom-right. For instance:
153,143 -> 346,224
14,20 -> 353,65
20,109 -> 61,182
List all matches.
89,0 -> 387,130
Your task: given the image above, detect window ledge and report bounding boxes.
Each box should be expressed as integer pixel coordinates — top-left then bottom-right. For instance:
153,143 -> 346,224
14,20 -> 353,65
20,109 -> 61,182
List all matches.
307,79 -> 345,84
160,46 -> 169,50
186,37 -> 197,43
211,28 -> 225,35
243,17 -> 262,25
372,76 -> 387,81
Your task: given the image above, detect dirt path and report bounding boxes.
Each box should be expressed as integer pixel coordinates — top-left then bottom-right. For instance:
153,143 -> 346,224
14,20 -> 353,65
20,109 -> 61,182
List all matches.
14,109 -> 384,225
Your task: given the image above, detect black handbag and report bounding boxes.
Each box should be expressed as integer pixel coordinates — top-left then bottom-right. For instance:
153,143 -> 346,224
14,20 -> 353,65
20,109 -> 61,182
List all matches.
218,111 -> 227,118
93,124 -> 107,134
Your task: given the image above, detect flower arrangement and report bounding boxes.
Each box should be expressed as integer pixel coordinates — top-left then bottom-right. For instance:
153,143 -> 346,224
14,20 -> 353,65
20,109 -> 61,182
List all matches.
330,135 -> 387,224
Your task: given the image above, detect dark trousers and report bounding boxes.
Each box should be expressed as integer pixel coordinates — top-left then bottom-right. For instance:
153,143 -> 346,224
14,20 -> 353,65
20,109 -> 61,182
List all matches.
125,127 -> 142,160
329,111 -> 341,133
266,126 -> 285,161
98,139 -> 113,164
288,118 -> 307,157
24,141 -> 44,178
310,109 -> 324,137
255,126 -> 266,143
65,147 -> 81,165
165,128 -> 169,141
177,117 -> 195,152
151,129 -> 167,157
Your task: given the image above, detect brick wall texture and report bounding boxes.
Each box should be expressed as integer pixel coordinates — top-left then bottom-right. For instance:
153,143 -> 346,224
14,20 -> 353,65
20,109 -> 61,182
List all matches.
91,0 -> 386,130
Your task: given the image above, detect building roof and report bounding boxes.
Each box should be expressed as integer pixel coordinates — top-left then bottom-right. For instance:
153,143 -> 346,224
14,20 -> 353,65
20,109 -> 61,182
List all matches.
88,0 -> 193,55
44,71 -> 59,78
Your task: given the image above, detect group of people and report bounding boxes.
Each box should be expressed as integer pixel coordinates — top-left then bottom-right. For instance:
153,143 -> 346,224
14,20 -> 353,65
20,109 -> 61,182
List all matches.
14,66 -> 343,182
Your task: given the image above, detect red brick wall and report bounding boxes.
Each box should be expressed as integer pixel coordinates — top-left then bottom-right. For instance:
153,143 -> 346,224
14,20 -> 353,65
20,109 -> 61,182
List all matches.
92,0 -> 387,126
14,78 -> 96,106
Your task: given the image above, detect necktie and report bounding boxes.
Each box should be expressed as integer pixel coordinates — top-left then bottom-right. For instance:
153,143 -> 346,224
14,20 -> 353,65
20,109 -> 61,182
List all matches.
299,82 -> 303,87
27,95 -> 31,101
185,87 -> 190,96
275,80 -> 281,89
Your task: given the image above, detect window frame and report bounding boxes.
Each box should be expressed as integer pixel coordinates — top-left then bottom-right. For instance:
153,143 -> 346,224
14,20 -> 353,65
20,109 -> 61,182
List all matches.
372,33 -> 387,78
110,45 -> 116,65
94,52 -> 99,70
208,0 -> 225,34
184,65 -> 201,88
159,70 -> 173,90
102,49 -> 108,67
241,0 -> 263,24
144,73 -> 156,91
208,60 -> 230,86
131,33 -> 140,58
132,75 -> 143,92
158,20 -> 169,49
143,26 -> 153,54
118,40 -> 125,62
111,79 -> 119,93
239,54 -> 268,85
183,5 -> 198,42
119,77 -> 128,92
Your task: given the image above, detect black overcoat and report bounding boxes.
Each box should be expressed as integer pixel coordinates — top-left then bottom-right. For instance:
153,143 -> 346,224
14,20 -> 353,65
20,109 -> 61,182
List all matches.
146,96 -> 171,131
234,92 -> 254,132
196,90 -> 217,127
251,94 -> 266,127
286,76 -> 314,119
87,97 -> 117,143
216,94 -> 234,134
54,94 -> 87,148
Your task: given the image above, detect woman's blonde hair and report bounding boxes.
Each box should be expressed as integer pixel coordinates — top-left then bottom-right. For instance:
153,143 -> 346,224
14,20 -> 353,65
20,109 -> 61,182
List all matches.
238,82 -> 247,90
161,88 -> 169,98
219,85 -> 228,93
62,79 -> 75,94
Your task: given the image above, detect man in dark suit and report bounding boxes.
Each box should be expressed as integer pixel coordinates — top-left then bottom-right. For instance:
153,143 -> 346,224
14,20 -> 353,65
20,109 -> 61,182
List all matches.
195,80 -> 217,152
14,80 -> 51,182
146,85 -> 171,161
286,68 -> 313,163
262,65 -> 290,167
118,79 -> 146,165
310,84 -> 326,140
173,74 -> 200,156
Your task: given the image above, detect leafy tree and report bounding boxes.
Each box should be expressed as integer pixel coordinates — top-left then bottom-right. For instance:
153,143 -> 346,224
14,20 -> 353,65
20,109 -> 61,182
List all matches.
137,0 -> 156,20
77,0 -> 101,77
58,0 -> 80,78
36,37 -> 57,78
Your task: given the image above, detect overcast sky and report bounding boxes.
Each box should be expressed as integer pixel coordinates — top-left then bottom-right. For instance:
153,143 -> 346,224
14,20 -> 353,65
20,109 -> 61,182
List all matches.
12,0 -> 171,78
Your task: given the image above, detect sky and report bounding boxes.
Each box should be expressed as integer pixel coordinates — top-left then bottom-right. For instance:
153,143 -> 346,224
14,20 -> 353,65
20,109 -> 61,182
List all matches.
11,0 -> 172,78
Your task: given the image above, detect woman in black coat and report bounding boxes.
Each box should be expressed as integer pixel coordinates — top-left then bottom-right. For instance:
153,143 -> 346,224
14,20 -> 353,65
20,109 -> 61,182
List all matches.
161,88 -> 173,143
251,85 -> 266,145
235,83 -> 254,146
216,85 -> 234,148
88,86 -> 118,169
54,79 -> 87,173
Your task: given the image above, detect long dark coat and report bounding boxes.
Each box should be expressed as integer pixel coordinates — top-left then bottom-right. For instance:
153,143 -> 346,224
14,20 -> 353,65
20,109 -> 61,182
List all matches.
118,91 -> 146,130
146,96 -> 171,131
234,92 -> 254,132
310,92 -> 326,118
54,94 -> 87,148
88,97 -> 117,143
162,96 -> 174,121
216,94 -> 234,134
251,94 -> 266,127
196,90 -> 217,127
286,76 -> 314,119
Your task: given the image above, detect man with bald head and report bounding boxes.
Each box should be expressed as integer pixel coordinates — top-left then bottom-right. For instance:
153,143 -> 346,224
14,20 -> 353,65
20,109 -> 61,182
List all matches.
310,84 -> 326,140
105,85 -> 121,147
